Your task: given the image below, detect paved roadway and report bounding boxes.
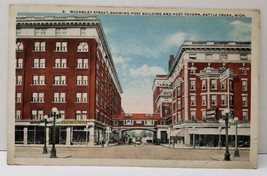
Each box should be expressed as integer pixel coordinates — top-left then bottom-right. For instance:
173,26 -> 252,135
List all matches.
15,143 -> 249,161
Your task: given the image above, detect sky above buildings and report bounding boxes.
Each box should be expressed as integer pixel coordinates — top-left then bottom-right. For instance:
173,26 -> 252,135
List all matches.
96,14 -> 251,113
18,12 -> 252,113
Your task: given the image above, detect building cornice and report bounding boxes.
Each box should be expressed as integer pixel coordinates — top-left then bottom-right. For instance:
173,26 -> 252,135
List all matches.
168,41 -> 251,79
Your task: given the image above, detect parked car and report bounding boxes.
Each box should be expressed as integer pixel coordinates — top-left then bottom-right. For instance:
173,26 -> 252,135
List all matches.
135,137 -> 142,145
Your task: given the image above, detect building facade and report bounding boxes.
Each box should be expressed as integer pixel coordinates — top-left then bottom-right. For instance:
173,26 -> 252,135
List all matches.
15,16 -> 122,146
153,41 -> 251,147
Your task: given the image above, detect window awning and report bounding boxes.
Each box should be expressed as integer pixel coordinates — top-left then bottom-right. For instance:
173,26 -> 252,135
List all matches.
170,129 -> 184,137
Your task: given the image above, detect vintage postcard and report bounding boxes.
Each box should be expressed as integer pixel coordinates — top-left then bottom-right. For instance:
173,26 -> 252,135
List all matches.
8,4 -> 260,168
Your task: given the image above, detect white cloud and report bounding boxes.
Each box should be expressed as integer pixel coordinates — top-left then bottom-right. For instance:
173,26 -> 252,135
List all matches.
165,32 -> 187,48
230,20 -> 251,41
129,64 -> 166,77
113,56 -> 128,64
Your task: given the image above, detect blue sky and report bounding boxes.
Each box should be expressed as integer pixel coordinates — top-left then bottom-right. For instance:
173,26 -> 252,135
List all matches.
18,12 -> 252,113
96,15 -> 251,113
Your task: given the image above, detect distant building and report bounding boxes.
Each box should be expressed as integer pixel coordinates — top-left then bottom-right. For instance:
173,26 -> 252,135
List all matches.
153,41 -> 251,147
15,16 -> 122,146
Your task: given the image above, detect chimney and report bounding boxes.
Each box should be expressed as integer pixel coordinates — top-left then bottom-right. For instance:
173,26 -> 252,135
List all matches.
169,55 -> 175,71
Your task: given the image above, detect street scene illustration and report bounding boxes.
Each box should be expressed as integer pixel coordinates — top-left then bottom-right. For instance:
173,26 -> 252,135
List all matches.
14,11 -> 252,162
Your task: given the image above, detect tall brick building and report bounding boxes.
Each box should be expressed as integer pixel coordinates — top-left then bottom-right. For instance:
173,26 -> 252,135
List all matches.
15,16 -> 122,146
153,41 -> 251,147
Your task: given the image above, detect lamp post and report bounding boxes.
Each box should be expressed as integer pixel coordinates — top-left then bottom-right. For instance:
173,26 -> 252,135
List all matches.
233,117 -> 240,157
50,107 -> 61,158
40,115 -> 49,154
221,109 -> 232,161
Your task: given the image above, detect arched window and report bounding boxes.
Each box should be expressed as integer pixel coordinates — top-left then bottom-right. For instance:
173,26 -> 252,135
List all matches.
77,42 -> 89,52
16,42 -> 24,51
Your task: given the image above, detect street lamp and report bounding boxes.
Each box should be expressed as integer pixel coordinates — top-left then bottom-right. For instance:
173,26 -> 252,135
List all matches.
233,117 -> 240,157
40,115 -> 49,154
49,107 -> 61,158
220,109 -> 233,161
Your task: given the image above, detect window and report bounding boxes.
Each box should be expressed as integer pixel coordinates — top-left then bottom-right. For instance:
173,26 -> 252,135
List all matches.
190,95 -> 196,106
16,58 -> 23,68
211,79 -> 217,90
16,29 -> 21,36
221,80 -> 226,90
77,42 -> 89,52
229,80 -> 233,90
124,120 -> 133,125
31,110 -> 43,120
16,42 -> 24,51
190,80 -> 196,90
55,42 -> 67,52
54,75 -> 66,85
189,67 -> 196,74
34,28 -> 46,36
33,58 -> 45,68
177,112 -> 181,122
96,79 -> 99,89
77,58 -> 88,69
144,120 -> 154,126
31,92 -> 44,103
75,110 -> 87,120
230,95 -> 234,106
211,95 -> 217,106
201,80 -> 206,90
15,110 -> 21,120
76,75 -> 88,85
16,92 -> 22,103
177,99 -> 181,110
55,28 -> 67,36
34,41 -> 46,51
242,96 -> 248,107
202,110 -> 206,119
220,53 -> 227,60
221,95 -> 227,106
205,54 -> 213,60
80,28 -> 86,36
177,86 -> 181,96
242,111 -> 248,121
96,63 -> 100,73
76,93 -> 87,103
16,75 -> 22,85
54,58 -> 67,68
190,110 -> 196,121
32,75 -> 45,85
240,54 -> 248,60
201,95 -> 206,106
59,110 -> 65,119
189,54 -> 196,59
53,92 -> 66,103
241,67 -> 248,75
242,80 -> 247,91
96,95 -> 99,106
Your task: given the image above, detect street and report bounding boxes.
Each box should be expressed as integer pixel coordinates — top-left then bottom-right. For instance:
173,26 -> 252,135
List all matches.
15,143 -> 249,161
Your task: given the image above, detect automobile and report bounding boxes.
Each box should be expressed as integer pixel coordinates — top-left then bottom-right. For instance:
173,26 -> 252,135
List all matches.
135,137 -> 142,145
239,141 -> 250,147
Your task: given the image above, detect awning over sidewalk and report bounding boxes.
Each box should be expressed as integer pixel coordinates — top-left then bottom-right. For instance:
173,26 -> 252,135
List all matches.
221,128 -> 250,136
188,128 -> 219,135
170,129 -> 184,137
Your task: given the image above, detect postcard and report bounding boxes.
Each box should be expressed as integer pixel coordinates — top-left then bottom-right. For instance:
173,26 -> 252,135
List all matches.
8,4 -> 260,168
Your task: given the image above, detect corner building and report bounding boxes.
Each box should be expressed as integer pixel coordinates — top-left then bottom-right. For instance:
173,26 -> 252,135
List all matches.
15,16 -> 122,146
154,41 -> 251,147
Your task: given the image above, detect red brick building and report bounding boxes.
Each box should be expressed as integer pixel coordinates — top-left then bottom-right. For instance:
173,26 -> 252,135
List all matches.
15,16 -> 122,146
153,41 -> 251,147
